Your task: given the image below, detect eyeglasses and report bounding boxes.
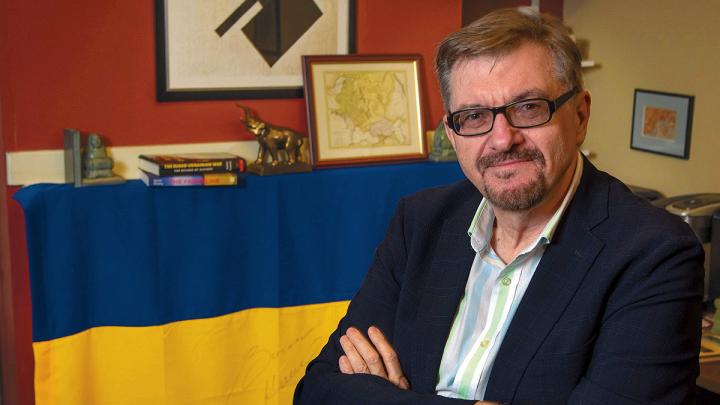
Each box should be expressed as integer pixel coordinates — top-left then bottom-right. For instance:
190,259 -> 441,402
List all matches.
446,88 -> 578,137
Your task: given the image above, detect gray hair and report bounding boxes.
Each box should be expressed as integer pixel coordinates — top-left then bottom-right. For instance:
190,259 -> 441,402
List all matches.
435,8 -> 583,110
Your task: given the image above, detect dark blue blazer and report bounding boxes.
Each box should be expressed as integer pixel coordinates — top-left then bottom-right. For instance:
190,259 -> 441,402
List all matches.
295,159 -> 704,404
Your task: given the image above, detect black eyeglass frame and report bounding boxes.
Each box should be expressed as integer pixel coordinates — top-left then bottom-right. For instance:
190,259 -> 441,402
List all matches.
446,88 -> 579,137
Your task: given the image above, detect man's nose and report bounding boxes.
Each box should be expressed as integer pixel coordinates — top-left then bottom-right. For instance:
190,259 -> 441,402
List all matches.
486,112 -> 521,151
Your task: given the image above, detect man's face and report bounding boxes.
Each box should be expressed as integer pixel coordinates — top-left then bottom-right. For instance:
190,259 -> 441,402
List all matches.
444,42 -> 590,212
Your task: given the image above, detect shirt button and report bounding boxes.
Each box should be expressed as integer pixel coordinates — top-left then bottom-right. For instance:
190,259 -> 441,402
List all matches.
480,339 -> 490,348
501,277 -> 511,286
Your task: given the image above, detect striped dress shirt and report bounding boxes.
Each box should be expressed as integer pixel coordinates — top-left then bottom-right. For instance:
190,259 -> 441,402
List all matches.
435,152 -> 583,400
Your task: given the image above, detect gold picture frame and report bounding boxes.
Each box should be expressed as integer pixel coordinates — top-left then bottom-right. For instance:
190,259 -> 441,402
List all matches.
302,54 -> 427,167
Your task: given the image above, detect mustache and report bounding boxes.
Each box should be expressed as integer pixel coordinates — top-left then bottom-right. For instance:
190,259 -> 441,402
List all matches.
477,148 -> 545,171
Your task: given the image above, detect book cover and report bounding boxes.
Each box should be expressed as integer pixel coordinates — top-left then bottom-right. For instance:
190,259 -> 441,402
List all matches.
138,153 -> 246,176
139,171 -> 239,187
701,334 -> 720,362
63,129 -> 83,187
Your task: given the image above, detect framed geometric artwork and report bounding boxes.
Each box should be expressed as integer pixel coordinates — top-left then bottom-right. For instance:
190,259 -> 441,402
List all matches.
155,0 -> 356,101
303,54 -> 427,167
630,89 -> 694,159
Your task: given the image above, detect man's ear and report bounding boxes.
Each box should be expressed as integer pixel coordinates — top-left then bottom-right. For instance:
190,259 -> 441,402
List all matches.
443,116 -> 458,151
575,90 -> 591,146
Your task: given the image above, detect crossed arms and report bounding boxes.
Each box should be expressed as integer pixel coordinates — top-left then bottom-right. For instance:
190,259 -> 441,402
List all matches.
293,179 -> 705,404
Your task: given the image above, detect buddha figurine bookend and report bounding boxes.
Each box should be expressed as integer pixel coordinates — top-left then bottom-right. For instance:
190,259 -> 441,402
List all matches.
428,121 -> 457,162
81,133 -> 125,186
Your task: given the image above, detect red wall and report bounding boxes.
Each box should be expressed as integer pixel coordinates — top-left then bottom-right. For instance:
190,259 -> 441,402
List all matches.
0,1 -> 462,403
2,1 -> 461,152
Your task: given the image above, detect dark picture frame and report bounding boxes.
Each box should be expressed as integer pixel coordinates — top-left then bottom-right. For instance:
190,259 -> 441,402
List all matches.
303,54 -> 427,167
155,0 -> 356,101
630,89 -> 694,159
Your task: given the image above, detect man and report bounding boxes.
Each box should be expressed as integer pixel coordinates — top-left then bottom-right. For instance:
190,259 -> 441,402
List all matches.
294,8 -> 704,404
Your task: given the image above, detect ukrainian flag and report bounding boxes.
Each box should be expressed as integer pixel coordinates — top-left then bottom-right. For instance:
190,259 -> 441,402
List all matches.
15,163 -> 463,404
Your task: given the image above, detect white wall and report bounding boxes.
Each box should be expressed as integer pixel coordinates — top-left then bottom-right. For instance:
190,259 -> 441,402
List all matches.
565,0 -> 720,196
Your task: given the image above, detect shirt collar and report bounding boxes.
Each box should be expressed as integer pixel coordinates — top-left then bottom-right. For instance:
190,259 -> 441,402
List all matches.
467,151 -> 584,253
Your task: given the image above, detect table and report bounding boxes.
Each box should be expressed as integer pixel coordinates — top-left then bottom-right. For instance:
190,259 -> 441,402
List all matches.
699,361 -> 720,392
14,161 -> 465,405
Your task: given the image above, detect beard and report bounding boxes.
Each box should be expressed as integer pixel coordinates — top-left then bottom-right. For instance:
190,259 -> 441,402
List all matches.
477,148 -> 547,211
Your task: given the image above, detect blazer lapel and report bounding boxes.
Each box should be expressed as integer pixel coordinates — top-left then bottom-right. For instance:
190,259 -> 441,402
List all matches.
411,198 -> 478,393
484,159 -> 609,403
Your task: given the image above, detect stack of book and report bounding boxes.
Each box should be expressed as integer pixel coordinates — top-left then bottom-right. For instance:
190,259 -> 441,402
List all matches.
138,153 -> 246,187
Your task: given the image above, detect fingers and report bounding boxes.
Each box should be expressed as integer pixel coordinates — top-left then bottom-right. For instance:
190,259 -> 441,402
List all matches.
338,355 -> 353,374
368,326 -> 409,389
338,326 -> 409,390
339,334 -> 366,372
341,327 -> 387,377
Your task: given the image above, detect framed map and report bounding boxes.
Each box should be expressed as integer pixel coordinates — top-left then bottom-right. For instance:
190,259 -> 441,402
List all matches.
302,54 -> 427,167
155,0 -> 356,101
630,89 -> 694,159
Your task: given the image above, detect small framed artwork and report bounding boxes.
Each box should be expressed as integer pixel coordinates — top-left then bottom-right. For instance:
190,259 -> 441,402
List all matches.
630,89 -> 694,159
302,54 -> 427,167
155,0 -> 356,101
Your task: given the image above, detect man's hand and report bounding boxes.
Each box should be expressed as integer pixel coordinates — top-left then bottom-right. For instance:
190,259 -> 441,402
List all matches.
338,326 -> 410,389
337,327 -> 501,404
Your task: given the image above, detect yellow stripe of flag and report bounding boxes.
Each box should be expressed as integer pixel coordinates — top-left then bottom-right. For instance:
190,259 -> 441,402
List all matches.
34,301 -> 349,405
